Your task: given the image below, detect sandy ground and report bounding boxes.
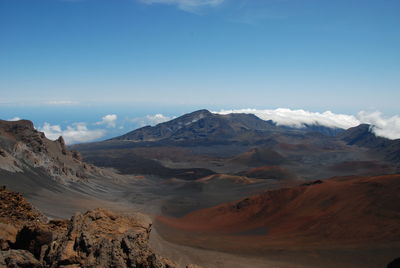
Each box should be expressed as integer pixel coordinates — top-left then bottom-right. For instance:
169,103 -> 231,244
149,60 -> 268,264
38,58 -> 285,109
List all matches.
1,169 -> 399,268
151,225 -> 400,268
150,228 -> 306,268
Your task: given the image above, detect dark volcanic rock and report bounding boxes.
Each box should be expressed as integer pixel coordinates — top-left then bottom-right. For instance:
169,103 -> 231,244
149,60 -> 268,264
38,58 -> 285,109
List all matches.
301,180 -> 323,186
14,225 -> 54,260
83,150 -> 215,180
388,257 -> 400,268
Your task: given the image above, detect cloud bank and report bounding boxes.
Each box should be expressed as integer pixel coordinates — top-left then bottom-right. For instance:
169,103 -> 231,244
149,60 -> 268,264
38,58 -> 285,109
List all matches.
216,108 -> 359,129
215,108 -> 400,140
357,111 -> 400,140
145,113 -> 174,125
45,100 -> 79,105
130,113 -> 174,127
40,122 -> 105,145
8,117 -> 21,121
139,0 -> 224,12
96,114 -> 118,128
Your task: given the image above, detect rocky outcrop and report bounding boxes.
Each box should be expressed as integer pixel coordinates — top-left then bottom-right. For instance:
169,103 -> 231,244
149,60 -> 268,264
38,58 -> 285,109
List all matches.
43,209 -> 175,268
0,187 -> 200,268
0,119 -> 113,184
1,208 -> 178,268
0,186 -> 47,229
387,257 -> 400,268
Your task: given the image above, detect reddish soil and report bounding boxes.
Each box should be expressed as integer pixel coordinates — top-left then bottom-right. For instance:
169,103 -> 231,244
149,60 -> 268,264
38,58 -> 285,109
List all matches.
157,174 -> 400,248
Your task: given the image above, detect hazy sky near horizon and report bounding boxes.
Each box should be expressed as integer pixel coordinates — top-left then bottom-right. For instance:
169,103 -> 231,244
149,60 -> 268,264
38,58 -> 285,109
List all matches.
1,0 -> 400,113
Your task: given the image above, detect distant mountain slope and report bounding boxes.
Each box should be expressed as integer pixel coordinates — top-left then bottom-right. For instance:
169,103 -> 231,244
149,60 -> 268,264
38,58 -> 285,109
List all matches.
236,166 -> 295,180
111,109 -> 344,144
112,109 -> 279,143
340,124 -> 379,146
230,147 -> 286,167
73,109 -> 400,180
340,124 -> 400,163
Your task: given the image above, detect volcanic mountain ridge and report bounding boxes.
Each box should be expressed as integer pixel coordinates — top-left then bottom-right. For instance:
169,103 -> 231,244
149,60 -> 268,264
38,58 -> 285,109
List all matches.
111,109 -> 345,144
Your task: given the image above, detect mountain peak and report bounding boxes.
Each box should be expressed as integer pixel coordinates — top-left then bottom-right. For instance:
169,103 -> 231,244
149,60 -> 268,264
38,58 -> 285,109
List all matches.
111,109 -> 278,143
173,109 -> 213,124
188,109 -> 212,116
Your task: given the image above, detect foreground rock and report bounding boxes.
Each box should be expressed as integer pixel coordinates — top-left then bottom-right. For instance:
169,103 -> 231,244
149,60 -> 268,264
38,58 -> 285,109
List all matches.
0,186 -> 48,250
0,187 -> 197,268
43,209 -> 176,268
0,249 -> 43,268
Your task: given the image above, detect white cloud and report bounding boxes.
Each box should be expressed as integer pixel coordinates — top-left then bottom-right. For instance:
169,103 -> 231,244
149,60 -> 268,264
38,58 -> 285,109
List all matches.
139,0 -> 224,12
357,111 -> 400,140
214,108 -> 400,140
8,117 -> 21,121
96,114 -> 118,128
40,122 -> 105,144
45,100 -> 79,105
130,113 -> 174,127
146,113 -> 173,125
215,108 -> 360,129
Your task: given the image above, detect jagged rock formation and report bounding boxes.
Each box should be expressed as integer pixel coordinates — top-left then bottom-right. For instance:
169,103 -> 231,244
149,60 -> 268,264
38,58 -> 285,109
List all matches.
0,119 -> 114,184
0,187 -> 198,268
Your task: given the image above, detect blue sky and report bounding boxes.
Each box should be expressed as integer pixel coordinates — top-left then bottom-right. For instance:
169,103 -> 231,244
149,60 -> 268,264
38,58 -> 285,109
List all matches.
1,0 -> 400,143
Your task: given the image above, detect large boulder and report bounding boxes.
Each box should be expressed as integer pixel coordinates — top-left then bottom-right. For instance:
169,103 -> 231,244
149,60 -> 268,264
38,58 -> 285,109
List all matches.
44,208 -> 175,268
